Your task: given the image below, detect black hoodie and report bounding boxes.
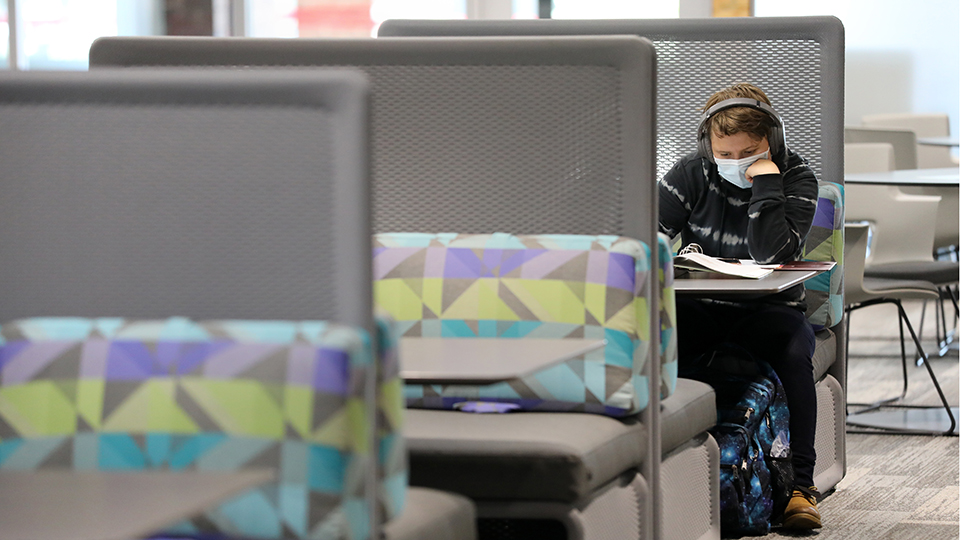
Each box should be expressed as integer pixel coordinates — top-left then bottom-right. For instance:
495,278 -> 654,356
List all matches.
658,149 -> 819,309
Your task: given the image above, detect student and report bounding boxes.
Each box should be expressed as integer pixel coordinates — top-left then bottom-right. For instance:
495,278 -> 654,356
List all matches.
659,83 -> 823,529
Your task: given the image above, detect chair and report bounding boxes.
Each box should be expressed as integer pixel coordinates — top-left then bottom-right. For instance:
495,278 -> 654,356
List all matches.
861,112 -> 958,169
846,182 -> 960,362
844,126 -> 919,170
842,139 -> 957,352
89,35 -> 670,540
844,142 -> 895,174
0,70 -> 473,540
842,222 -> 956,435
379,12 -> 848,516
900,183 -> 960,255
845,121 -> 960,258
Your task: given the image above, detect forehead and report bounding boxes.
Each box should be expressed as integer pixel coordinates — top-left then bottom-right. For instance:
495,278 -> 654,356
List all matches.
710,131 -> 766,152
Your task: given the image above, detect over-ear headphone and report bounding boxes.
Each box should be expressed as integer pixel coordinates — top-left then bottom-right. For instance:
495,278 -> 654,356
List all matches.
696,98 -> 787,163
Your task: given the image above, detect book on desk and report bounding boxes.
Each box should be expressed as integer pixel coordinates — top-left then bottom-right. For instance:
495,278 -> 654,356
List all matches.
674,252 -> 836,279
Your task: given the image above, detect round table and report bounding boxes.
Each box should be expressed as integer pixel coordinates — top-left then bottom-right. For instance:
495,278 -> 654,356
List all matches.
917,136 -> 960,148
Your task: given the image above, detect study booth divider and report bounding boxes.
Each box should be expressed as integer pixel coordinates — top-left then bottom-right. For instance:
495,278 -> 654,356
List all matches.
379,14 -> 849,499
88,35 -> 696,540
0,69 -> 476,540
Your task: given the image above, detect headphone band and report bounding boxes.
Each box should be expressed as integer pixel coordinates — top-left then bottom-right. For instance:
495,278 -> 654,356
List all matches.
701,98 -> 782,125
697,97 -> 787,162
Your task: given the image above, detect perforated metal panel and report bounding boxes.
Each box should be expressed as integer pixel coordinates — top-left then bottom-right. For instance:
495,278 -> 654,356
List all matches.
660,434 -> 719,540
813,374 -> 845,491
378,17 -> 845,188
579,473 -> 645,540
88,36 -> 658,245
365,63 -> 626,235
651,39 -> 823,182
0,71 -> 370,325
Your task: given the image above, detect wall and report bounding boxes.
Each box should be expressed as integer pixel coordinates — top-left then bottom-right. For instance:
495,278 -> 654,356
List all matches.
755,0 -> 960,139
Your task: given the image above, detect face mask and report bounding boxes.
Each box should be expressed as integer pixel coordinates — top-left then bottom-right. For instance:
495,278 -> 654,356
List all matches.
715,150 -> 770,189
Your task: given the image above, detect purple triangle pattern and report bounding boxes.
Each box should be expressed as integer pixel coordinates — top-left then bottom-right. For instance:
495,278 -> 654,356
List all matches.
499,249 -> 537,276
480,249 -> 504,277
0,341 -> 33,380
606,252 -> 637,292
444,248 -> 485,278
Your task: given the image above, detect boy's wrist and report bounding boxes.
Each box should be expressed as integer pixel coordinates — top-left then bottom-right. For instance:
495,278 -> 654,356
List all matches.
746,159 -> 780,179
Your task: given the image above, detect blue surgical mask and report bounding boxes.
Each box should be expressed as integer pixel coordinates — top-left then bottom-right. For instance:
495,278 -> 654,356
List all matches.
715,150 -> 770,189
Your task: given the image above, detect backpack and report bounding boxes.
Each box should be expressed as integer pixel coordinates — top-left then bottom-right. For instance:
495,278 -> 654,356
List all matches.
680,344 -> 795,537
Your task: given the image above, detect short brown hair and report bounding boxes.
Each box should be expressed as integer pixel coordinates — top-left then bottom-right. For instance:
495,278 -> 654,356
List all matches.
702,83 -> 775,141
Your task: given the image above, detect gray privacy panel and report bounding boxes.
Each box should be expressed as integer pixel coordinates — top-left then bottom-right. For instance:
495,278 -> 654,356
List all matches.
89,36 -> 657,245
378,17 -> 845,186
0,71 -> 370,325
652,39 -> 823,181
364,63 -> 627,235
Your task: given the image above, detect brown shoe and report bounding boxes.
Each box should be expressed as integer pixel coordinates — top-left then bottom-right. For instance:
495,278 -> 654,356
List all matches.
782,486 -> 822,529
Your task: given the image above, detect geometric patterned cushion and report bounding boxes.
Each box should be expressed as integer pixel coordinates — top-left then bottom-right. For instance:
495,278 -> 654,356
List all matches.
373,232 -> 652,417
802,182 -> 845,329
372,316 -> 407,525
657,233 -> 678,399
0,317 -> 397,540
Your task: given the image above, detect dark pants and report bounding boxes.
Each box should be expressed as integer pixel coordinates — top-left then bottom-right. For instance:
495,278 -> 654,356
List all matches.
676,297 -> 818,488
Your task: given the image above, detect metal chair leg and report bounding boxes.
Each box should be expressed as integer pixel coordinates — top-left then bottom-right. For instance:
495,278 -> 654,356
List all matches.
846,299 -> 909,412
847,298 -> 957,436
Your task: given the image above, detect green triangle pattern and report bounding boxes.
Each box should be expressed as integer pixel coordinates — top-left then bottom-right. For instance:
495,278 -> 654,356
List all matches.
375,232 -> 652,416
0,316 -> 402,540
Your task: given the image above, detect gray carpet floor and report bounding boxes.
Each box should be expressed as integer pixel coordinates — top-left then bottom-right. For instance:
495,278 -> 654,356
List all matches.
754,299 -> 960,539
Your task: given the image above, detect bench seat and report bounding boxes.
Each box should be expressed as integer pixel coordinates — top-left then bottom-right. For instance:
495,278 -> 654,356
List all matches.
405,379 -> 715,504
406,409 -> 647,503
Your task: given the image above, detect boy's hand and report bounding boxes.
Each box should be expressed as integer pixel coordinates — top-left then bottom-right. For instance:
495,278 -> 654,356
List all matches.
746,159 -> 780,183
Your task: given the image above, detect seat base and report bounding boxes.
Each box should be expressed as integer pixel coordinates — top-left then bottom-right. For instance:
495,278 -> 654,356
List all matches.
813,374 -> 845,492
384,487 -> 477,540
474,471 -> 648,540
404,409 -> 647,503
472,432 -> 721,540
661,433 -> 721,540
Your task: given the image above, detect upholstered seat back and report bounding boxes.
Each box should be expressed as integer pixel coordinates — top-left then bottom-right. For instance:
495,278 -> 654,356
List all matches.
0,317 -> 405,540
802,183 -> 845,330
374,233 -> 654,416
0,70 -> 399,539
657,234 -> 678,399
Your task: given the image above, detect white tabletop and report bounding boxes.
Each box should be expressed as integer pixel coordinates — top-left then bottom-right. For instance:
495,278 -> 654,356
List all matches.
845,167 -> 959,186
0,469 -> 275,540
673,269 -> 820,299
917,136 -> 960,148
400,337 -> 607,384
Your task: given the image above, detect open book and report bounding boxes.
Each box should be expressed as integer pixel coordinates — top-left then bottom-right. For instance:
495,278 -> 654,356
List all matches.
673,252 -> 775,279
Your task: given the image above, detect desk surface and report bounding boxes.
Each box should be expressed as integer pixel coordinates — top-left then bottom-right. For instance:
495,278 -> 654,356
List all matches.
917,136 -> 960,148
845,167 -> 959,187
674,269 -> 820,299
0,469 -> 274,540
400,337 -> 607,385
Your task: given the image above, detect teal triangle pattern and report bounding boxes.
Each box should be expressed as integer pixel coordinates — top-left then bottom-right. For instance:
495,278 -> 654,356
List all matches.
0,316 -> 402,540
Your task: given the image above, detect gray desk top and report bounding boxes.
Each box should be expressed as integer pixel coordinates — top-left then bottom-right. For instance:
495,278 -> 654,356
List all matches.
673,269 -> 820,299
845,167 -> 959,186
400,337 -> 607,385
0,469 -> 274,540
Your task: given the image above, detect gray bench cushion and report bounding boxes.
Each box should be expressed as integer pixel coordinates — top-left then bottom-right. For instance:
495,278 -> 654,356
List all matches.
405,380 -> 718,504
812,327 -> 837,381
384,487 -> 477,540
660,378 -> 716,455
405,409 -> 647,503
